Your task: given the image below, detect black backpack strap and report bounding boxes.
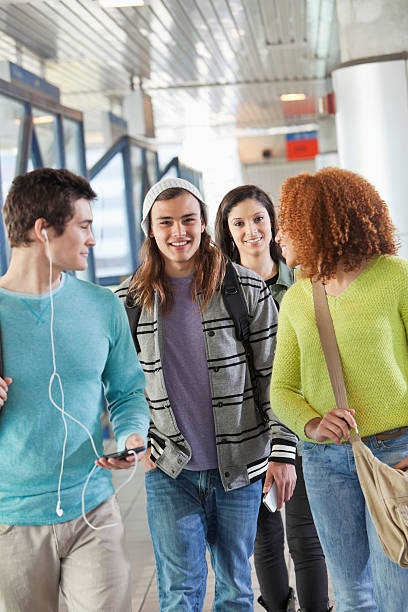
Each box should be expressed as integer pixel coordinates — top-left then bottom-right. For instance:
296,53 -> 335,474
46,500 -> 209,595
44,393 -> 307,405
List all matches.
221,260 -> 267,425
222,259 -> 250,342
124,275 -> 142,354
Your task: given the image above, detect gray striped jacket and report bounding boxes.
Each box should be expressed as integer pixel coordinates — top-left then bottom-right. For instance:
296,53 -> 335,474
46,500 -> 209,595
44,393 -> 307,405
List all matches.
115,263 -> 297,491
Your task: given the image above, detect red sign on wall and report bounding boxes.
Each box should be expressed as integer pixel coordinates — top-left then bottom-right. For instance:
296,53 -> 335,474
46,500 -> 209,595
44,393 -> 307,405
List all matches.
286,131 -> 319,160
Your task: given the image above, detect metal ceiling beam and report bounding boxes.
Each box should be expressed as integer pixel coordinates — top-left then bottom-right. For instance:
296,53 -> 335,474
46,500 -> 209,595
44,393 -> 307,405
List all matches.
144,77 -> 328,90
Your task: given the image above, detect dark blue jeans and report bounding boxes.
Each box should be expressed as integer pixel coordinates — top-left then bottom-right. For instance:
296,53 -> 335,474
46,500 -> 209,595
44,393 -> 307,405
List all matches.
145,467 -> 262,611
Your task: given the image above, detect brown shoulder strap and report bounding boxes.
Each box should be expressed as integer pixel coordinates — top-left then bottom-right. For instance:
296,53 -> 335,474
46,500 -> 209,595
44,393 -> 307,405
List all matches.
312,281 -> 349,412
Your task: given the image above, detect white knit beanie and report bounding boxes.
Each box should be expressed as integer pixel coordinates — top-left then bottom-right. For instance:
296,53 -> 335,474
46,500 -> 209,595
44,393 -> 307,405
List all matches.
141,177 -> 208,236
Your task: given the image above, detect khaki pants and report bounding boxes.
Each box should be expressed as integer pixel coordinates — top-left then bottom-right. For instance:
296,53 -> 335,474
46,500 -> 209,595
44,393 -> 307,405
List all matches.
0,496 -> 131,612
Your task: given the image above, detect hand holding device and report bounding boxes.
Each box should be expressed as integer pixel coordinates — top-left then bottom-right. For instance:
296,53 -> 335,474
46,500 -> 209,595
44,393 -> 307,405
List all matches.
96,443 -> 146,471
103,446 -> 145,460
263,481 -> 278,513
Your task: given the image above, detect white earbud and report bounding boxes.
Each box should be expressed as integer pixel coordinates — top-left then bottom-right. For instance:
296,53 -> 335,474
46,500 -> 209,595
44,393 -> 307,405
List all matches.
41,228 -> 48,240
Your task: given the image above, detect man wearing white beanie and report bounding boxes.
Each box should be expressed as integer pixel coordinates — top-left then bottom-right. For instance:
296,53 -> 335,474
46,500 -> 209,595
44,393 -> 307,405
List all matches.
116,178 -> 297,611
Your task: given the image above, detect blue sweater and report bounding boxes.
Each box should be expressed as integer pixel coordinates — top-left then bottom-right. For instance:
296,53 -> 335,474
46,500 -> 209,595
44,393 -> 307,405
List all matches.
0,274 -> 149,524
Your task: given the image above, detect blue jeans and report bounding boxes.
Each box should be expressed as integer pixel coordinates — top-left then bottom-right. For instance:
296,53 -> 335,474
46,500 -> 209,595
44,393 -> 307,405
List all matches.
302,430 -> 408,612
145,468 -> 262,611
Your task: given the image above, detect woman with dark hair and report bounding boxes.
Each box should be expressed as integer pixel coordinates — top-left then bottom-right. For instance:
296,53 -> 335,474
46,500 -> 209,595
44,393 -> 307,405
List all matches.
215,185 -> 330,612
271,167 -> 408,611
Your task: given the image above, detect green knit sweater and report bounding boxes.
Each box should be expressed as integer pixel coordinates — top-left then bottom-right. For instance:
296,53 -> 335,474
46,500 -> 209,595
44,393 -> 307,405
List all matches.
270,255 -> 408,442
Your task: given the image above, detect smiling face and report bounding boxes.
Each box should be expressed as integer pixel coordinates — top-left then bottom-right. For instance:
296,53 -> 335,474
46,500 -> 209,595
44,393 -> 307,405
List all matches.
149,192 -> 205,277
47,198 -> 95,272
227,198 -> 272,262
275,229 -> 298,268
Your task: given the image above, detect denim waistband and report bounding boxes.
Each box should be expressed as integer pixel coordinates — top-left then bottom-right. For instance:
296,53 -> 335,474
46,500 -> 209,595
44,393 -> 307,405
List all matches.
359,426 -> 408,443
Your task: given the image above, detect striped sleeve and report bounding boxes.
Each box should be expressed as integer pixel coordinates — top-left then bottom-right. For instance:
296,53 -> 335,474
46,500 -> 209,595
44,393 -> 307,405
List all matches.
246,276 -> 298,465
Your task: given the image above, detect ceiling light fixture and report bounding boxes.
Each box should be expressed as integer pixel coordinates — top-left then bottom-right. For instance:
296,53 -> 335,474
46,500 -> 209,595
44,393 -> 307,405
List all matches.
280,93 -> 306,102
33,115 -> 55,125
99,0 -> 144,8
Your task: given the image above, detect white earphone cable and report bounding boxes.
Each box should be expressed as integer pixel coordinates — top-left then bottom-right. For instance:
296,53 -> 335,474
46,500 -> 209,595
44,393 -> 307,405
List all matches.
45,232 -> 68,518
81,451 -> 138,530
43,230 -> 138,529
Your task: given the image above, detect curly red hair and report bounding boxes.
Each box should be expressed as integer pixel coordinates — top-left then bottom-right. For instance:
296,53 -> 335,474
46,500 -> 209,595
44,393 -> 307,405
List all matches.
279,167 -> 399,281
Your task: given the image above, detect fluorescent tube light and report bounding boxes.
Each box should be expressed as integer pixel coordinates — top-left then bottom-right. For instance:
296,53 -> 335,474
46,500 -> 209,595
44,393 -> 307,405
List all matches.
33,115 -> 55,125
280,93 -> 306,102
14,116 -> 55,125
99,0 -> 144,8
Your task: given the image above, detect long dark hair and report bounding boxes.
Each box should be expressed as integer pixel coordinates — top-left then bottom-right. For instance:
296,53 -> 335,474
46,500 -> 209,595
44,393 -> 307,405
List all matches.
215,185 -> 281,263
129,187 -> 226,314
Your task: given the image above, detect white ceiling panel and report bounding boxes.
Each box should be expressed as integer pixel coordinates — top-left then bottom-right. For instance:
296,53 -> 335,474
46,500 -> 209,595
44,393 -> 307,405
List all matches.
0,0 -> 340,136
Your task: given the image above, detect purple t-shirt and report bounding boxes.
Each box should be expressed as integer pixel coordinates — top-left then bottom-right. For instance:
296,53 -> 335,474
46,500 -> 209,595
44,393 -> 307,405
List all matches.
162,275 -> 218,470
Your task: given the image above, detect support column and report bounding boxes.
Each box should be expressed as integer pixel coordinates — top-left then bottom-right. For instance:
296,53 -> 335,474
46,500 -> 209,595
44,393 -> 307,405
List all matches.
333,0 -> 408,255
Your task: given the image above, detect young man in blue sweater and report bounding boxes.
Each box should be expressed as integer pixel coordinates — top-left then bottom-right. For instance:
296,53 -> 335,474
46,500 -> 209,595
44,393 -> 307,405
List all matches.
0,168 -> 150,612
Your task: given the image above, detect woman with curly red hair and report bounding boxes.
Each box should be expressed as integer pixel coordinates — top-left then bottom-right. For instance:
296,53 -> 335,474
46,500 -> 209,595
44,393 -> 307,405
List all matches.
271,167 -> 408,611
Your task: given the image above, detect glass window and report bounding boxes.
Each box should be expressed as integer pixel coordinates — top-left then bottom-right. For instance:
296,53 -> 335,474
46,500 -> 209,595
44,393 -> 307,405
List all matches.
130,146 -> 143,225
0,94 -> 26,270
145,150 -> 157,191
63,117 -> 83,174
32,107 -> 59,167
0,94 -> 26,201
91,153 -> 132,281
160,165 -> 178,180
